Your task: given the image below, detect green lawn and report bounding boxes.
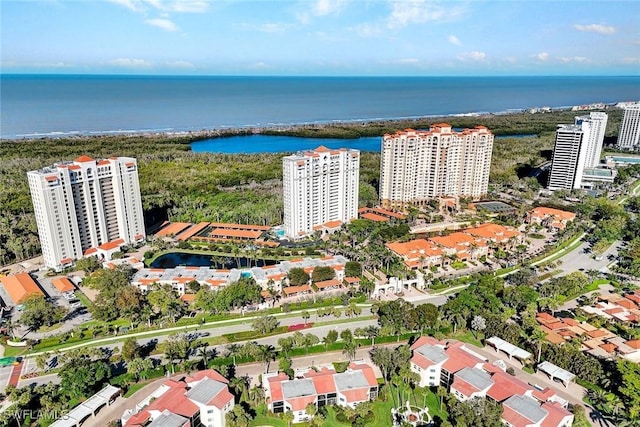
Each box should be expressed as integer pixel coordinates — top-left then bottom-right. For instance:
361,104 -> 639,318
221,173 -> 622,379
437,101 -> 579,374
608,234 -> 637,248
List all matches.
246,383 -> 447,427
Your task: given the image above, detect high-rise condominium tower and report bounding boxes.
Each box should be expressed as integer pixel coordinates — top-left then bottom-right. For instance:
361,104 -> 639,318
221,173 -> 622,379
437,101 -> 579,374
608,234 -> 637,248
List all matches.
618,103 -> 640,151
379,124 -> 493,209
548,112 -> 608,191
28,156 -> 145,269
283,146 -> 359,238
576,112 -> 608,167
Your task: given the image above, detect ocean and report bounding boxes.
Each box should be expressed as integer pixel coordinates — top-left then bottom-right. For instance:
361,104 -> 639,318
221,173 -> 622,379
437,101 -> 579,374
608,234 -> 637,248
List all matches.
1,74 -> 639,140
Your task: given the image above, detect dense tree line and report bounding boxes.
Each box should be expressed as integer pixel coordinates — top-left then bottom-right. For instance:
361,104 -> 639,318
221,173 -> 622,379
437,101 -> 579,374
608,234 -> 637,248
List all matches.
1,109 -> 622,266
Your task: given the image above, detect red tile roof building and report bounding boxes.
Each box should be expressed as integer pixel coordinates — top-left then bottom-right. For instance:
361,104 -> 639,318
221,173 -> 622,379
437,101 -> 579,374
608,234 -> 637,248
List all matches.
263,361 -> 378,423
0,272 -> 45,304
380,126 -> 493,209
121,369 -> 233,427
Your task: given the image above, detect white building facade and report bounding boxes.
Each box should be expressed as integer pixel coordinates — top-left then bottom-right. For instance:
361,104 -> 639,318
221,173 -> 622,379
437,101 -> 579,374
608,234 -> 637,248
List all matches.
283,146 -> 359,238
576,112 -> 608,167
28,155 -> 145,270
379,125 -> 493,210
618,103 -> 640,151
548,112 -> 608,191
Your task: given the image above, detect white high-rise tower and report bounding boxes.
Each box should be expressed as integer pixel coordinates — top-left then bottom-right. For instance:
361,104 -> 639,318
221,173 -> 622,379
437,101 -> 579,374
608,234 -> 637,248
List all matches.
618,103 -> 640,151
548,112 -> 608,191
283,146 -> 359,238
28,156 -> 145,270
576,112 -> 608,167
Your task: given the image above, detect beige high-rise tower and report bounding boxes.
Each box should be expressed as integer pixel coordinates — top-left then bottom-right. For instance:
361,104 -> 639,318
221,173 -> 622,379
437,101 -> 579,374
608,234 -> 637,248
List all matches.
28,156 -> 145,270
379,124 -> 493,209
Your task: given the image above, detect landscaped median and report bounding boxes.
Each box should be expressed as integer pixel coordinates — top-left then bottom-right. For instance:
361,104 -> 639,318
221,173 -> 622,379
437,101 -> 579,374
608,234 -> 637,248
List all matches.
17,304 -> 374,358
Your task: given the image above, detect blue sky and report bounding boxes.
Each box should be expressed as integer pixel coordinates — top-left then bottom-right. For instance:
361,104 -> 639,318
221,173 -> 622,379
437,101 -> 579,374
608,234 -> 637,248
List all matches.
1,0 -> 639,76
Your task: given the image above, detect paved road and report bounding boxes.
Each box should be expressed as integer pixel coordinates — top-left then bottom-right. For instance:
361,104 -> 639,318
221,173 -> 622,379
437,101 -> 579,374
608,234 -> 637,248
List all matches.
554,240 -> 621,276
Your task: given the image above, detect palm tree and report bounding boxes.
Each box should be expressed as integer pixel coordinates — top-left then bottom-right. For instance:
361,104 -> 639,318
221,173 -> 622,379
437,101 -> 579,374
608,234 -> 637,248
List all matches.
529,327 -> 547,363
227,343 -> 241,366
198,346 -> 215,368
363,325 -> 379,347
278,337 -> 294,357
282,411 -> 294,427
342,339 -> 357,361
257,344 -> 276,373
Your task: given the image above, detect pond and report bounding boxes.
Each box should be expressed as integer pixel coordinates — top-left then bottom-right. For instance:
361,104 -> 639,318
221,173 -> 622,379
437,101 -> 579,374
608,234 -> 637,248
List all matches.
150,251 -> 278,269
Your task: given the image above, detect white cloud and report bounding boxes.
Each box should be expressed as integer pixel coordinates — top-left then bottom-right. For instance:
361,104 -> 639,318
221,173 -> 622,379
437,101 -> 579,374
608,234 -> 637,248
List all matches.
145,0 -> 209,13
448,35 -> 461,46
457,51 -> 486,61
145,18 -> 178,31
387,0 -> 464,29
248,62 -> 275,70
559,56 -> 589,63
259,23 -> 294,33
166,60 -> 196,69
396,58 -> 420,64
573,23 -> 616,35
109,0 -> 209,13
312,0 -> 347,16
535,52 -> 549,61
107,0 -> 145,12
621,57 -> 640,64
352,23 -> 382,38
108,58 -> 154,68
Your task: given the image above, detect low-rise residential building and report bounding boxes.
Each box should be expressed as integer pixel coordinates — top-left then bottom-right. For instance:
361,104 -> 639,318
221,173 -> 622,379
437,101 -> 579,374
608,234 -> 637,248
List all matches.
121,370 -> 234,427
357,207 -> 407,222
386,222 -> 520,270
263,361 -> 378,423
410,337 -> 573,427
0,272 -> 45,305
526,207 -> 576,231
132,255 -> 348,297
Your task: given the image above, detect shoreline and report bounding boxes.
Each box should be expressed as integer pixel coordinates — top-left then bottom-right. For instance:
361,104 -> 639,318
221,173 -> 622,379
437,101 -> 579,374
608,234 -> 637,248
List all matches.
0,102 -> 623,143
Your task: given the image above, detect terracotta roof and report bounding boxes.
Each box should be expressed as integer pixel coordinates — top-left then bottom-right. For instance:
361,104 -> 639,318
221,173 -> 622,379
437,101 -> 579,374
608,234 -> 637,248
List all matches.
84,247 -> 98,256
586,329 -> 608,338
625,339 -> 640,349
599,343 -> 617,353
60,257 -> 73,264
529,207 -> 576,221
209,228 -> 263,239
315,279 -> 342,289
315,145 -> 330,152
45,175 -> 58,182
344,277 -> 361,284
98,238 -> 125,251
74,155 -> 94,163
52,277 -> 75,293
0,273 -> 45,304
283,285 -> 312,296
156,222 -> 192,237
176,222 -> 210,241
360,212 -> 390,222
487,371 -> 531,402
207,222 -> 271,231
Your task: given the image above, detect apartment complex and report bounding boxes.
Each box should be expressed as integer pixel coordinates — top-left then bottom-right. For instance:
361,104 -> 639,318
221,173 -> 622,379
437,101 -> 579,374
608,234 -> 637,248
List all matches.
121,369 -> 234,427
27,156 -> 145,270
618,103 -> 640,151
263,361 -> 378,423
548,112 -> 608,191
283,146 -> 359,238
379,125 -> 493,210
410,337 -> 574,427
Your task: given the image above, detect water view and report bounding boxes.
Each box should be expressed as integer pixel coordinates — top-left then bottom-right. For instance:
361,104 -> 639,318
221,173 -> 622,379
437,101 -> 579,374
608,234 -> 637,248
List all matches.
150,251 -> 278,269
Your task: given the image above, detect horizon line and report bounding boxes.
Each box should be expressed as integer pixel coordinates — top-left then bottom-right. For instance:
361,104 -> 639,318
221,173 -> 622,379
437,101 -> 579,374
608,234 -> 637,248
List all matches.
2,72 -> 640,79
